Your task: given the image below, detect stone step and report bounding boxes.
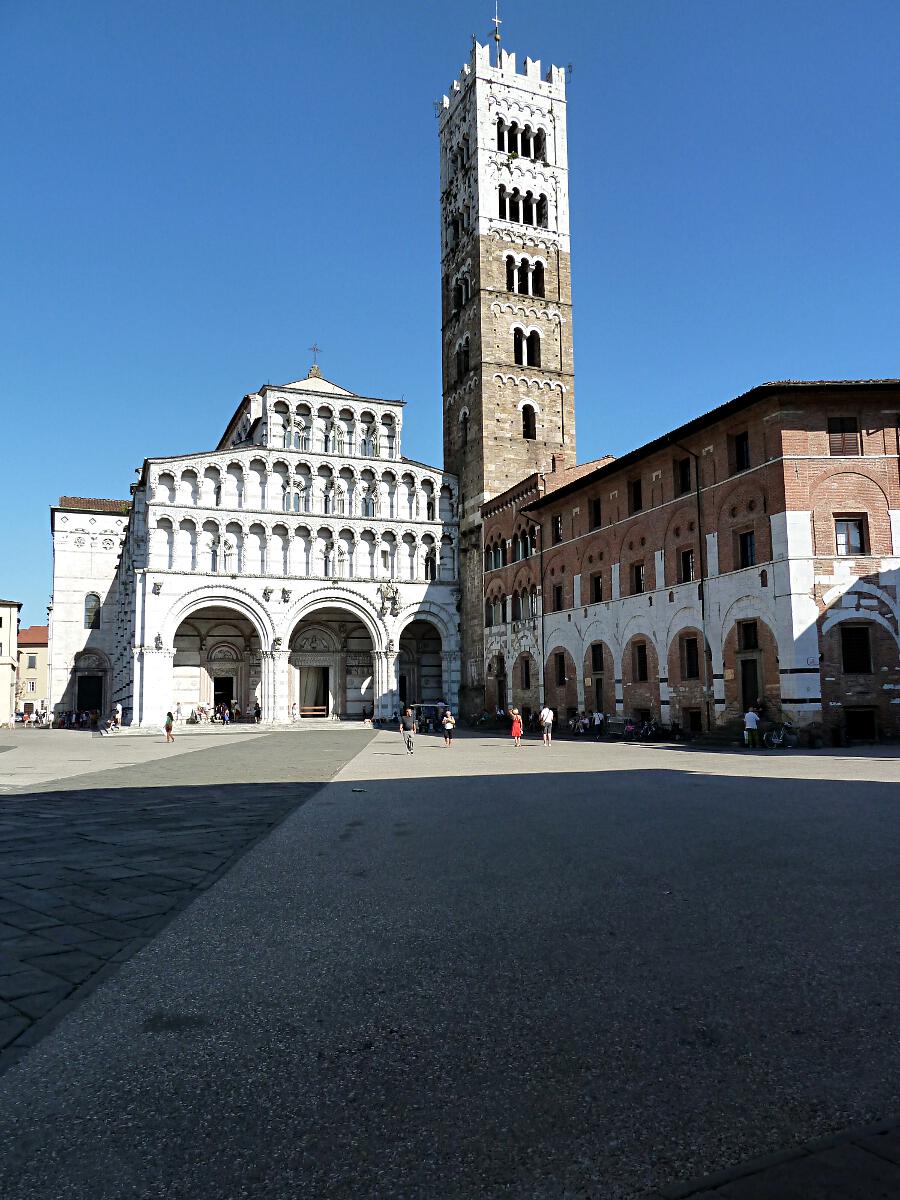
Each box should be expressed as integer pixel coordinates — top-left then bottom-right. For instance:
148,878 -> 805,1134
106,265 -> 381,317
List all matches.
99,719 -> 368,738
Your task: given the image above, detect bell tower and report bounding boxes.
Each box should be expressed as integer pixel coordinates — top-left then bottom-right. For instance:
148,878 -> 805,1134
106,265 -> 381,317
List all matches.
438,38 -> 576,711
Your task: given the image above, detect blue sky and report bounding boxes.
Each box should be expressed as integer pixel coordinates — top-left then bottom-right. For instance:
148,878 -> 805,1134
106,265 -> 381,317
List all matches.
3,1 -> 898,625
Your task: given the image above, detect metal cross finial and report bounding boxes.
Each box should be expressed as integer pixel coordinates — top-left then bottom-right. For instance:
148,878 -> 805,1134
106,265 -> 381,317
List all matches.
308,341 -> 322,365
491,0 -> 502,65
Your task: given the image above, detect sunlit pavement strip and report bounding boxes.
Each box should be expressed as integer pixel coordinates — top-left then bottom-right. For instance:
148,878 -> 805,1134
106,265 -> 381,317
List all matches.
0,729 -> 897,1198
0,728 -> 268,793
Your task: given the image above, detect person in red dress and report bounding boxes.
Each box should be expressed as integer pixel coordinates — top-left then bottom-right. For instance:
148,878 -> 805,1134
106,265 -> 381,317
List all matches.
510,707 -> 523,748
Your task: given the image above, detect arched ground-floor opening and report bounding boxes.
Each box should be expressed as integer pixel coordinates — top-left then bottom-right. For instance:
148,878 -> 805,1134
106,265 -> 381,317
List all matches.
398,619 -> 445,708
172,605 -> 262,716
288,607 -> 374,720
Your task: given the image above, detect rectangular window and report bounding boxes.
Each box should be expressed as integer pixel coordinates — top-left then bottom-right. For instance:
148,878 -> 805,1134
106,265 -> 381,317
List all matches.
681,636 -> 700,680
552,584 -> 563,612
590,497 -> 602,530
828,416 -> 861,456
633,642 -> 648,682
555,652 -> 566,686
631,562 -> 645,595
679,548 -> 695,583
739,620 -> 758,651
521,659 -> 531,690
27,680 -> 36,693
628,479 -> 643,514
552,515 -> 563,545
738,530 -> 756,568
835,516 -> 866,556
841,625 -> 872,674
27,654 -> 37,669
590,573 -> 603,603
591,643 -> 604,672
730,431 -> 751,473
675,456 -> 692,495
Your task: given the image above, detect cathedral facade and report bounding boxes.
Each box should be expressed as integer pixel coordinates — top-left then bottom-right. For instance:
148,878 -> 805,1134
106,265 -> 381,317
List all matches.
49,370 -> 460,724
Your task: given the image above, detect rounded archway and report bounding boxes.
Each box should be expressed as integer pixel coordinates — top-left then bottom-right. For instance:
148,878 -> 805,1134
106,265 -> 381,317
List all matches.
288,605 -> 375,720
398,619 -> 445,709
172,605 -> 263,717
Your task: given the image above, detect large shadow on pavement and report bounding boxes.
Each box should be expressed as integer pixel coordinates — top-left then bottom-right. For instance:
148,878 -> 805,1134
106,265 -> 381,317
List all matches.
0,763 -> 898,1200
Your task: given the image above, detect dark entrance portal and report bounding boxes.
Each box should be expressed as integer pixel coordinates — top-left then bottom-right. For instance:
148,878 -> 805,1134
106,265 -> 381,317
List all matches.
213,677 -> 234,709
76,675 -> 103,711
739,658 -> 759,712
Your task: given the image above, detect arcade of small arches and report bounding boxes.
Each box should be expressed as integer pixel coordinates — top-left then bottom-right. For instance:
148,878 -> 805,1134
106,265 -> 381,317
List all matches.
495,118 -> 548,161
148,519 -> 455,584
150,462 -> 454,522
265,402 -> 400,459
484,526 -> 538,570
498,185 -> 549,228
505,254 -> 545,297
150,600 -> 457,725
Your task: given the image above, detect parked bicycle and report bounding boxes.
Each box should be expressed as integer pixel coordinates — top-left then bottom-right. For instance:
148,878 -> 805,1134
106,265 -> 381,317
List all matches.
764,720 -> 799,749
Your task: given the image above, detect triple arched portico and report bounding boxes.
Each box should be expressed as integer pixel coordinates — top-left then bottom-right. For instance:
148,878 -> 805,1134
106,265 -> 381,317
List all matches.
132,581 -> 460,725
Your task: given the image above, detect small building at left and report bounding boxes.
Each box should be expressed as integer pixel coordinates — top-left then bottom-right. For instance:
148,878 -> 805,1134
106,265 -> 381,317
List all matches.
0,599 -> 22,725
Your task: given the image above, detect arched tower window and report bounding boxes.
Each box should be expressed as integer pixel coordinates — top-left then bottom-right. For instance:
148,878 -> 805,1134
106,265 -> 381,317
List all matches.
462,336 -> 470,375
84,593 -> 101,630
498,185 -> 507,220
522,191 -> 535,225
461,411 -> 469,448
513,328 -> 525,366
522,405 -> 537,440
526,330 -> 541,368
533,261 -> 545,297
517,258 -> 529,294
496,117 -> 504,150
505,255 -> 516,291
537,194 -> 548,228
534,129 -> 547,160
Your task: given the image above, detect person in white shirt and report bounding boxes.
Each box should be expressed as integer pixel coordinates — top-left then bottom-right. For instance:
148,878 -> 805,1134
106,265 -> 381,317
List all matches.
743,706 -> 760,749
441,710 -> 456,747
539,705 -> 555,748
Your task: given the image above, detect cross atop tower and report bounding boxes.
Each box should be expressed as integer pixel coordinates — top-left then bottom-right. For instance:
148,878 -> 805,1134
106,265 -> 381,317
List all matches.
491,1 -> 502,65
308,341 -> 322,379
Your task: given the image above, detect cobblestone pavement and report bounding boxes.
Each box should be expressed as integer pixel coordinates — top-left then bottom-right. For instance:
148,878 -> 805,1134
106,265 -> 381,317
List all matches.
0,730 -> 374,1070
0,731 -> 898,1198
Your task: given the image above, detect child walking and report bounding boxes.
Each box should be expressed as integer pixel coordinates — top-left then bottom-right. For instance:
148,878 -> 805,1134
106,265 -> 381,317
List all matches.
164,711 -> 175,743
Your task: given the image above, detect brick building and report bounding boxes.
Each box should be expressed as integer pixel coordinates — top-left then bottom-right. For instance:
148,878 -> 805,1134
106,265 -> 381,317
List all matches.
482,381 -> 900,742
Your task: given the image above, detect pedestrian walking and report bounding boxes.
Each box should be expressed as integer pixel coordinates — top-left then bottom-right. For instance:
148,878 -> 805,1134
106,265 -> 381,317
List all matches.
510,707 -> 523,748
254,701 -> 261,723
593,709 -> 604,739
441,709 -> 456,746
743,705 -> 760,749
175,702 -> 182,724
164,711 -> 175,743
539,704 -> 554,748
399,707 -> 416,754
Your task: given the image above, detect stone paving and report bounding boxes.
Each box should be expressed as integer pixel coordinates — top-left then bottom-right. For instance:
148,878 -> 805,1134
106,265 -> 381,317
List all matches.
0,728 -> 898,1197
0,729 -> 374,1069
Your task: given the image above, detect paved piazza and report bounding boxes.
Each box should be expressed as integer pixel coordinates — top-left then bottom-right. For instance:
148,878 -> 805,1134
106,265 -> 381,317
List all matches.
0,728 -> 898,1198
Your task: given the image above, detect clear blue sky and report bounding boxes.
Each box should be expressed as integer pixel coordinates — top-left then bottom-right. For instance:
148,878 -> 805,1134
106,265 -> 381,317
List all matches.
3,1 -> 898,625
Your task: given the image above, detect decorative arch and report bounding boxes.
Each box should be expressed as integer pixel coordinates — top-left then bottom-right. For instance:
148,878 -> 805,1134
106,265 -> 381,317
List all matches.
162,586 -> 275,649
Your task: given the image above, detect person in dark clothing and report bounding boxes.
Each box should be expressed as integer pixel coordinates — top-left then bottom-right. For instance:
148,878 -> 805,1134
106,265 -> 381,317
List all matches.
399,707 -> 416,754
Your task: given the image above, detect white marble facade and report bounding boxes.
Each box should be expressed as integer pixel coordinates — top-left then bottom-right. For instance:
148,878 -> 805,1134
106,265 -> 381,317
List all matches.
50,369 -> 461,725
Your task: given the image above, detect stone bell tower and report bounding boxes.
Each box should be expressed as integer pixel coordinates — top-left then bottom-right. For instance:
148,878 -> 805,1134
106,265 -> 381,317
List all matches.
438,36 -> 576,711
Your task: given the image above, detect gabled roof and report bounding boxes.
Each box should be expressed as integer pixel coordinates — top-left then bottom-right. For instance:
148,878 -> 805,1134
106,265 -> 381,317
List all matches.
56,496 -> 131,513
279,372 -> 357,396
18,625 -> 48,646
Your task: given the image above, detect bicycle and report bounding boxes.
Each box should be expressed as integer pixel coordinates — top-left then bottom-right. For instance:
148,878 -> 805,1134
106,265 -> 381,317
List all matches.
763,720 -> 799,749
